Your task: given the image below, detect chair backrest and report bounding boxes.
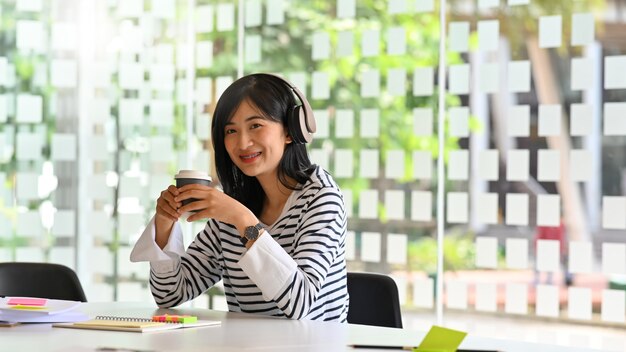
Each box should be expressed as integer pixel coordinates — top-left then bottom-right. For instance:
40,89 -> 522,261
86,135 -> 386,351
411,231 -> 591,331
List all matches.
0,262 -> 87,302
346,272 -> 402,328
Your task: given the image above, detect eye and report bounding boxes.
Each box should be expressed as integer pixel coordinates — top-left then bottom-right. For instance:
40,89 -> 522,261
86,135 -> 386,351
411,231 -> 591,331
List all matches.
250,123 -> 262,129
225,128 -> 236,135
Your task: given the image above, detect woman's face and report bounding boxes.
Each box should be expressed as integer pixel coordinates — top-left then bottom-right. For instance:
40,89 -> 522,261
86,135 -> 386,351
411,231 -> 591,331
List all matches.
223,99 -> 291,179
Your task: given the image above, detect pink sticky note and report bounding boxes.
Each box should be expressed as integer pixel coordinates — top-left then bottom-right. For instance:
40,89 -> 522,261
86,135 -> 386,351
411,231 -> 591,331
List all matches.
7,298 -> 48,306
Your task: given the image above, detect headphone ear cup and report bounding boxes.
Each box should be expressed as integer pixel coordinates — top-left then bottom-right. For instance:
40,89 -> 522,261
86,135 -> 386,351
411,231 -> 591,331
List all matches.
288,105 -> 306,144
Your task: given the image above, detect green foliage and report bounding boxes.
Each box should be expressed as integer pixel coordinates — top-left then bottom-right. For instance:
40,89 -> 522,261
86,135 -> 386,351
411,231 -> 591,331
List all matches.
408,233 -> 477,273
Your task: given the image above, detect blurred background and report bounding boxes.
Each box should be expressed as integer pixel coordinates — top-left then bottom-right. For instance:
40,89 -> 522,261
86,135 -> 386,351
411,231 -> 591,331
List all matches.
0,0 -> 624,350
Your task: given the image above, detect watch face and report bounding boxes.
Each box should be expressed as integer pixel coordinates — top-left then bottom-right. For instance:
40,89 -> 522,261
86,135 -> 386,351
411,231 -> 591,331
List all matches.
244,224 -> 261,241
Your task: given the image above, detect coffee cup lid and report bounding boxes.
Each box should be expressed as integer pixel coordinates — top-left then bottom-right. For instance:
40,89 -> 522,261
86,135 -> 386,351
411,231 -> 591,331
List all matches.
174,170 -> 212,181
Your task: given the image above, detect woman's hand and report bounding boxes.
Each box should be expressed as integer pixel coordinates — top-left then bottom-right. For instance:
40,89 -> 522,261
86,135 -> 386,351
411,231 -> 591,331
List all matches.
154,185 -> 182,248
175,184 -> 257,231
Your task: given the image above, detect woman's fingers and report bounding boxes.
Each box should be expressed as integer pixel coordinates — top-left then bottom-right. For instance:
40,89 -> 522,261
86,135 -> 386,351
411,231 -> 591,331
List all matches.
156,202 -> 179,221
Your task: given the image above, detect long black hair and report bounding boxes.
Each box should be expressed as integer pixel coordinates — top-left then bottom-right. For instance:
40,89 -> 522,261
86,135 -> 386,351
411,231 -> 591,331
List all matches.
211,73 -> 315,216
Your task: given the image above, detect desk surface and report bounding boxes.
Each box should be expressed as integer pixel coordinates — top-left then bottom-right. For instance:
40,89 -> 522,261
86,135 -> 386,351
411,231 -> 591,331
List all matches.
2,302 -> 600,352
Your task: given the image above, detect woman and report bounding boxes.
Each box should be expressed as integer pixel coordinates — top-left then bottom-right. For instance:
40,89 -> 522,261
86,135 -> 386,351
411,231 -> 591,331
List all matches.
130,73 -> 349,322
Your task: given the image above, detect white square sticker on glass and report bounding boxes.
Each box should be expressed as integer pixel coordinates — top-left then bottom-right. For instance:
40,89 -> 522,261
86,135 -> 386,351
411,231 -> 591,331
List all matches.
361,232 -> 381,262
118,62 -> 143,90
447,192 -> 468,224
361,29 -> 380,57
413,278 -> 434,308
16,94 -> 42,123
539,15 -> 562,48
312,71 -> 330,100
602,196 -> 626,230
505,193 -> 528,226
313,109 -> 329,138
476,193 -> 498,225
448,64 -> 470,94
16,247 -> 44,262
387,68 -> 406,96
0,58 -> 7,87
266,0 -> 285,25
446,281 -> 468,310
384,190 -> 405,220
117,0 -> 142,18
360,109 -> 379,137
16,20 -> 45,53
195,6 -> 214,33
244,35 -> 262,64
16,132 -> 42,161
505,283 -> 528,315
449,22 -> 469,53
287,72 -> 306,95
508,0 -> 529,5
479,63 -> 499,94
345,231 -> 356,260
152,0 -> 175,19
413,107 -> 433,136
602,243 -> 626,275
536,194 -> 560,227
51,134 -> 76,161
52,210 -> 75,237
572,13 -> 595,46
448,150 -> 468,180
16,172 -> 39,200
601,290 -> 625,323
337,0 -> 356,18
150,136 -> 175,163
312,31 -> 330,61
119,98 -> 143,126
361,69 -> 380,98
570,103 -> 592,136
119,176 -> 141,198
475,282 -> 497,312
49,248 -> 75,269
570,58 -> 593,91
475,237 -> 498,269
337,31 -> 353,57
334,149 -> 353,178
310,149 -> 329,171
478,150 -> 498,181
17,0 -> 43,12
387,27 -> 406,55
569,150 -> 592,182
506,149 -> 529,181
478,0 -> 498,8
508,61 -> 530,92
344,190 -> 353,218
388,0 -> 407,14
604,56 -> 626,89
415,0 -> 434,12
359,149 -> 379,178
536,284 -> 559,317
149,64 -> 175,91
478,20 -> 499,52
506,238 -> 529,269
216,3 -> 235,31
538,104 -> 561,136
537,150 -> 560,182
17,211 -> 42,237
568,287 -> 592,320
359,190 -> 378,219
603,102 -> 626,136
149,100 -> 174,127
508,105 -> 530,137
335,109 -> 354,138
411,191 -> 432,221
449,107 -> 469,137
385,150 -> 405,179
413,151 -> 432,180
569,241 -> 592,274
51,23 -> 77,51
536,240 -> 560,273
244,0 -> 262,27
387,233 -> 407,265
413,67 -> 434,96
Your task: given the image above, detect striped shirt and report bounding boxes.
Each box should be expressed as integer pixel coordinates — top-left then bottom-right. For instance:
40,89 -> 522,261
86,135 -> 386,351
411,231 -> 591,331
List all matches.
135,166 -> 348,322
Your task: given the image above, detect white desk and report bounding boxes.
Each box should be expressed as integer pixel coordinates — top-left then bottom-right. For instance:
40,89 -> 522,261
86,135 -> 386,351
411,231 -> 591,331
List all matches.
2,302 -> 598,352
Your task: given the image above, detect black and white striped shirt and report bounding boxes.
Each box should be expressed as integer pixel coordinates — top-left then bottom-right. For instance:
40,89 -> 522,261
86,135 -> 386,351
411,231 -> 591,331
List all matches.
133,166 -> 348,322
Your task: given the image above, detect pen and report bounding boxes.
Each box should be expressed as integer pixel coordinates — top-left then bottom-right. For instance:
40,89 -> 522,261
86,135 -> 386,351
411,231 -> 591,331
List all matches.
349,346 -> 500,352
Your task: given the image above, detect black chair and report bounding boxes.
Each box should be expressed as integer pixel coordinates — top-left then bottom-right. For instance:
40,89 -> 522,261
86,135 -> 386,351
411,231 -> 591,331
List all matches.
346,272 -> 402,328
0,262 -> 87,302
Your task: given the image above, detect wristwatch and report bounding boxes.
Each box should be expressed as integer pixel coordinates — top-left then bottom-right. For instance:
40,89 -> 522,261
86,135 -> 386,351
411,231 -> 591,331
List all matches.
239,223 -> 263,246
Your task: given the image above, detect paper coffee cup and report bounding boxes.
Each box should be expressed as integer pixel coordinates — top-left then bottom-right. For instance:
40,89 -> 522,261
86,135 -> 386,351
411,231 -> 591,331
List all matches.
174,170 -> 212,207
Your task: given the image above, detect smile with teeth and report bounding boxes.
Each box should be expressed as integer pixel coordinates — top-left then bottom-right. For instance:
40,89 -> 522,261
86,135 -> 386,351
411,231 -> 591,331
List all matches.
240,152 -> 261,162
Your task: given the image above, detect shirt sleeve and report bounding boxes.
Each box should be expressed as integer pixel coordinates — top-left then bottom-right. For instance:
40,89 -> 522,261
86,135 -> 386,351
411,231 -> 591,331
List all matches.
238,187 -> 346,319
130,216 -> 224,308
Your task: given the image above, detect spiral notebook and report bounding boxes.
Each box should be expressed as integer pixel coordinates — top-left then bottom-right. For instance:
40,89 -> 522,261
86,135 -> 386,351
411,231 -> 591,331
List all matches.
53,315 -> 220,333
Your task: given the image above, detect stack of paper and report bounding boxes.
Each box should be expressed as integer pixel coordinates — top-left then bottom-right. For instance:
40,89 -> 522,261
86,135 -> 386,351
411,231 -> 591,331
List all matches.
0,297 -> 89,323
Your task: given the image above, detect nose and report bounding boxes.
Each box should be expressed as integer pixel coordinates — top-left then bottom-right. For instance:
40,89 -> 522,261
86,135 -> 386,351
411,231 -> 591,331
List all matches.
237,130 -> 253,150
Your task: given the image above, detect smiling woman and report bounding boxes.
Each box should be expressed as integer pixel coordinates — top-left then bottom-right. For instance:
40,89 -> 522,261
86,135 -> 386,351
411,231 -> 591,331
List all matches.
130,73 -> 349,322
